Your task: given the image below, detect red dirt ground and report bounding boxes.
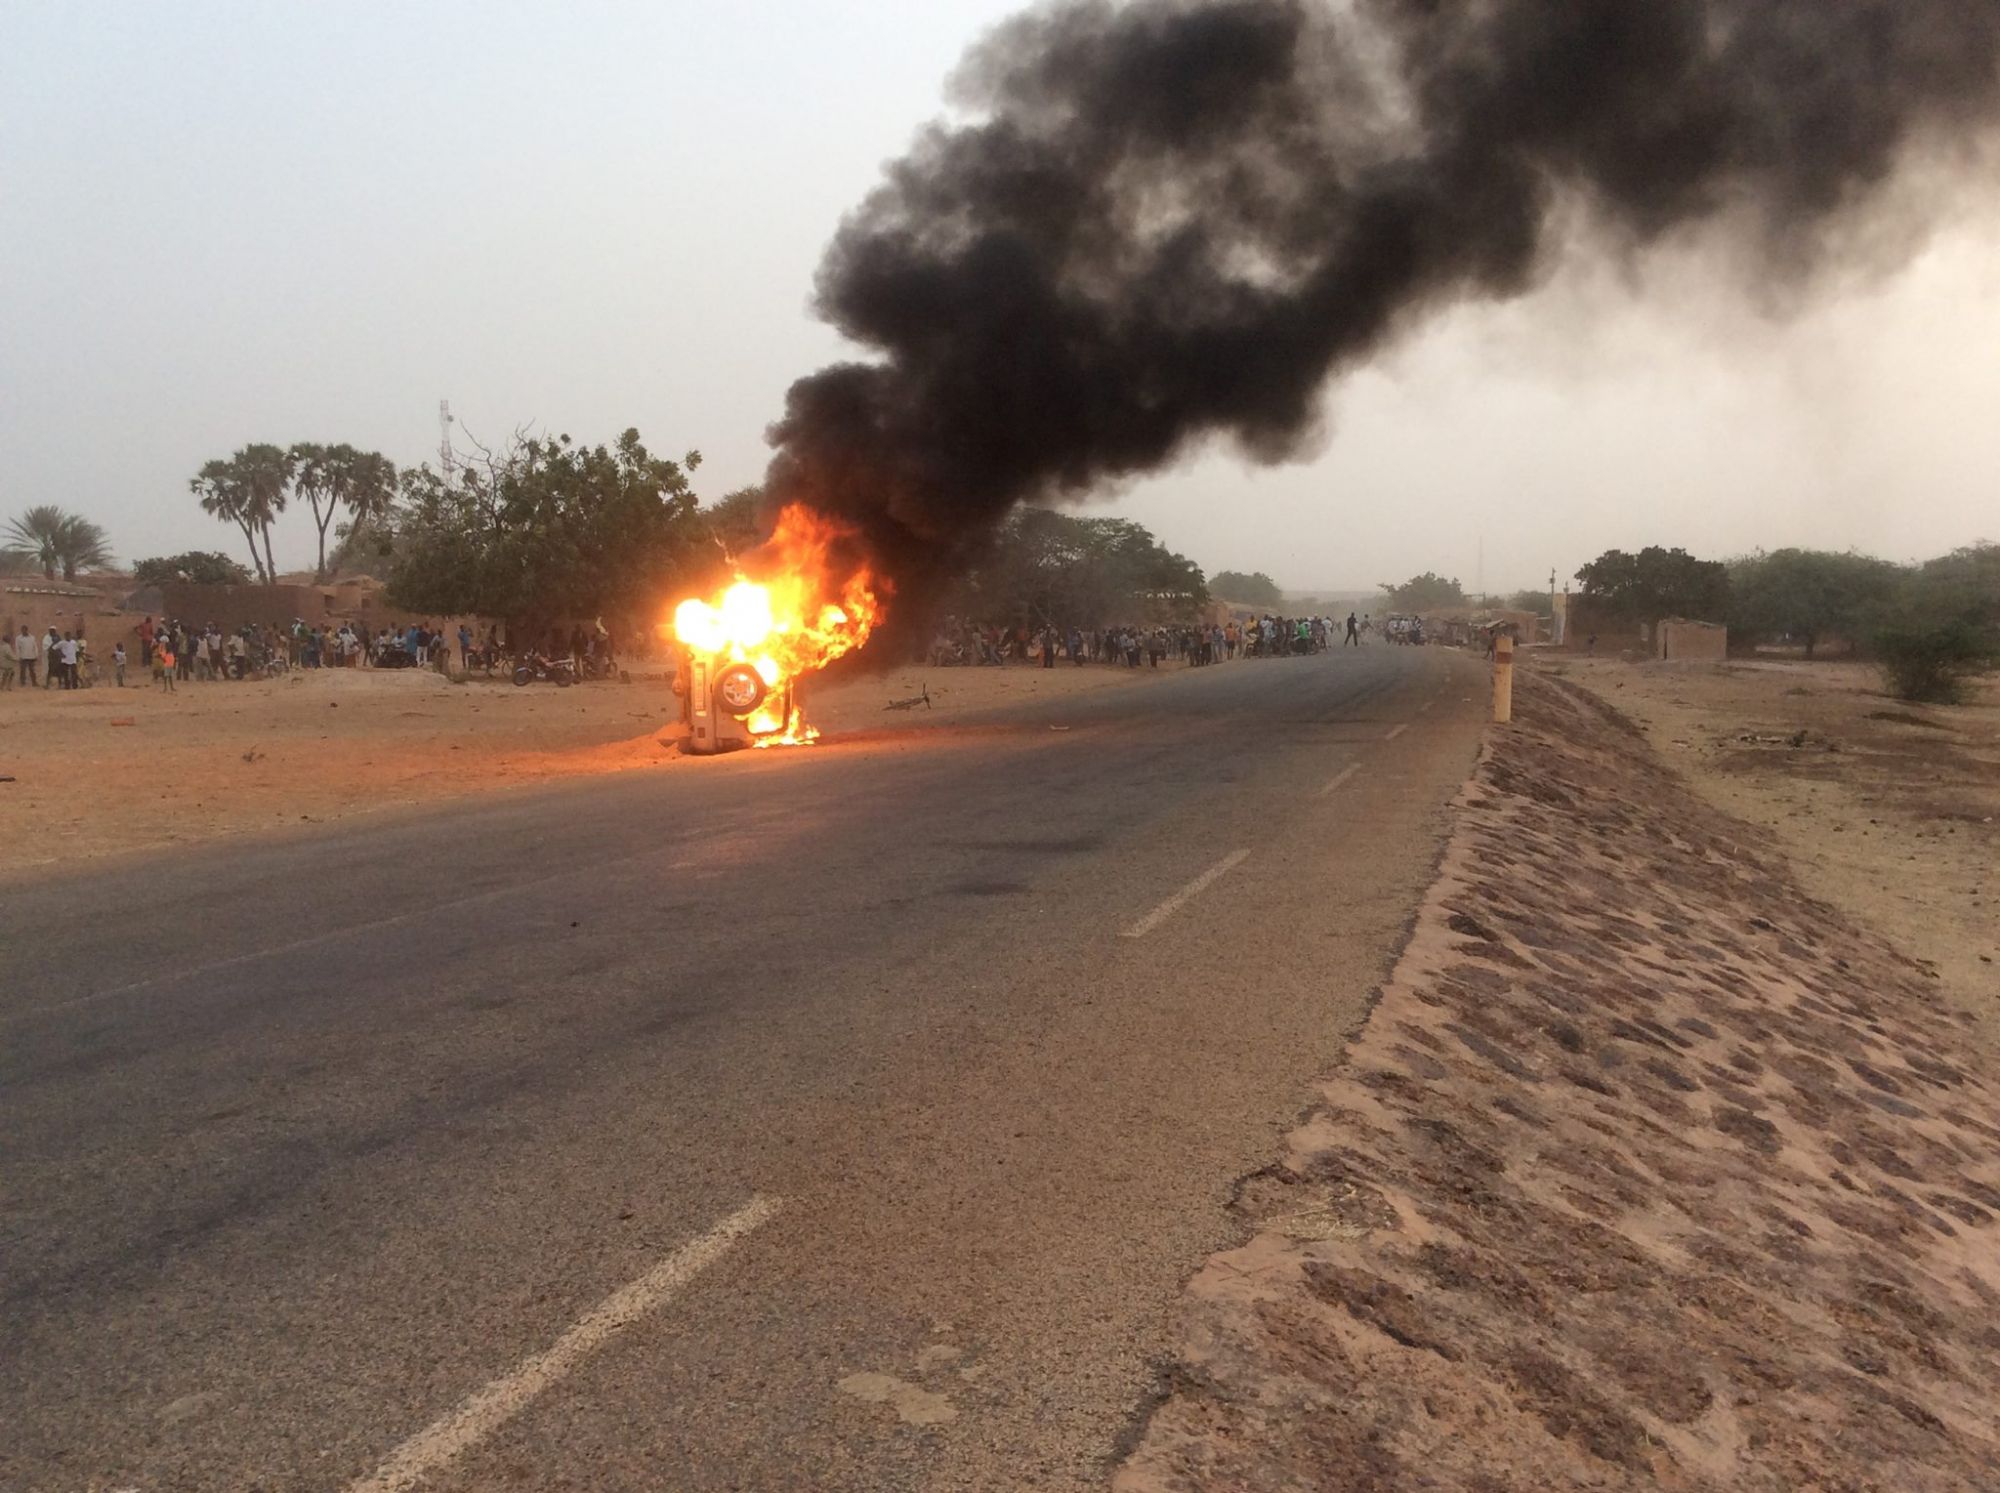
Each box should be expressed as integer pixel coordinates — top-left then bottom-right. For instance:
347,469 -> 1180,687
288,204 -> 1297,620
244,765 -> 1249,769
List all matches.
1117,674 -> 2000,1492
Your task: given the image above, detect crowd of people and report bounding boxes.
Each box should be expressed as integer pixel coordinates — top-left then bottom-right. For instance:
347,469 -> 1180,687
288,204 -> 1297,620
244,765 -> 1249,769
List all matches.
926,612 -> 1376,669
0,616 -> 493,692
0,615 -> 628,693
3,625 -> 91,689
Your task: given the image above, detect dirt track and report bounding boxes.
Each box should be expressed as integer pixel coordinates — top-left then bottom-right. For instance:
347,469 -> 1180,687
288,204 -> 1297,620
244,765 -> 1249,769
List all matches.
1119,673 -> 2000,1491
0,659 -> 1160,877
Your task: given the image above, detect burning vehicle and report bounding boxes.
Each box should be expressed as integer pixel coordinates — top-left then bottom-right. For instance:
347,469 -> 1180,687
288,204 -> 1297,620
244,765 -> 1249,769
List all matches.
666,505 -> 881,753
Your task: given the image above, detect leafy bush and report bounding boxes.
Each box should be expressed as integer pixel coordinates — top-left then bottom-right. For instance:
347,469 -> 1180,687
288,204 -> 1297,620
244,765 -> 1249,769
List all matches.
1211,569 -> 1282,607
132,551 -> 253,587
1873,622 -> 1997,704
1379,571 -> 1466,611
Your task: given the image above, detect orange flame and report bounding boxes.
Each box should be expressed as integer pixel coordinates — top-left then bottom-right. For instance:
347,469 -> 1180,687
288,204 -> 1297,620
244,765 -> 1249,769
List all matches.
668,504 -> 881,745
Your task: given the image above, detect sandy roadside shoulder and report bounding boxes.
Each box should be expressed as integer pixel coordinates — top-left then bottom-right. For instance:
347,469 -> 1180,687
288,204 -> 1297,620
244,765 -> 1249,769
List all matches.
1119,671 -> 2000,1491
1549,655 -> 2000,1065
0,658 -> 1174,878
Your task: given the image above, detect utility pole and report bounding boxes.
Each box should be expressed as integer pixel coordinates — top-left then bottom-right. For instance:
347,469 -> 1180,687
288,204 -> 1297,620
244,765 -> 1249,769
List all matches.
438,399 -> 455,481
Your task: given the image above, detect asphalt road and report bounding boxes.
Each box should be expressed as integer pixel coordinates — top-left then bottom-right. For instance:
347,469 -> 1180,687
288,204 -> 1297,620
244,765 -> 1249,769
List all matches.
2,642 -> 1487,1492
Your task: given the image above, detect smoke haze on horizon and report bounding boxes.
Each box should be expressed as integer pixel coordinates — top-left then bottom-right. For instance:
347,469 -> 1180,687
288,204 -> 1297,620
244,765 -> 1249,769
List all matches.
4,0 -> 1999,599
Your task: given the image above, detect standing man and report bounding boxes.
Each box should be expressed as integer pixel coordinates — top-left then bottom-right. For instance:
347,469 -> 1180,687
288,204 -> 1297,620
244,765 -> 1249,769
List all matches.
58,631 -> 81,688
14,624 -> 37,688
1345,612 -> 1361,647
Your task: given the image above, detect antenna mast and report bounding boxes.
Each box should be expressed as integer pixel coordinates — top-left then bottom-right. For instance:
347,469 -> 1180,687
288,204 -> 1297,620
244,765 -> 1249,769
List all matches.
438,399 -> 455,481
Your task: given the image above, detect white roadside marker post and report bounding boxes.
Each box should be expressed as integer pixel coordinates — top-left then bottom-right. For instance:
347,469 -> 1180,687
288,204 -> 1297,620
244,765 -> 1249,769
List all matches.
1492,633 -> 1514,724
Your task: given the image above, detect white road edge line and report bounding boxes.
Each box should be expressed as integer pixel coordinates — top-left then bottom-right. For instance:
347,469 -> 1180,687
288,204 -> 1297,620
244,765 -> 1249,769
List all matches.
1120,850 -> 1251,939
1383,723 -> 1409,741
345,1195 -> 782,1493
1317,764 -> 1362,799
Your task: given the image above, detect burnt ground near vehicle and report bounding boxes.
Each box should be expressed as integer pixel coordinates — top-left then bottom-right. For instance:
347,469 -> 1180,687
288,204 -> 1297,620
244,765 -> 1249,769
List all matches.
1118,673 -> 2000,1492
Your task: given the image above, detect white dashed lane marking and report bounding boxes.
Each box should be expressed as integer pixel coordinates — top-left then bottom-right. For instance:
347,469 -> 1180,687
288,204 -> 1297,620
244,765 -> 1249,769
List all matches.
1120,850 -> 1252,939
1317,765 -> 1362,799
346,1195 -> 781,1493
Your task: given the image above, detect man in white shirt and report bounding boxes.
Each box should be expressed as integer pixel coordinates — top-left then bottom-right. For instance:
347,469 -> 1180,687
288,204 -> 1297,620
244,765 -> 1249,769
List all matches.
16,627 -> 40,688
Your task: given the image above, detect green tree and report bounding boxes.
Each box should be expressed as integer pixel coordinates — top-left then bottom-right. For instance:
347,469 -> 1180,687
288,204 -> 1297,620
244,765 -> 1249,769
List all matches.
131,551 -> 254,587
1869,543 -> 2000,703
190,443 -> 294,582
1574,547 -> 1728,624
1380,572 -> 1466,611
190,458 -> 266,581
1912,542 -> 2000,629
1209,570 -> 1283,606
942,510 -> 1207,628
3,505 -> 114,580
385,427 -> 703,631
1504,587 -> 1552,614
237,442 -> 294,582
1873,622 -> 1996,704
1726,549 -> 1902,658
291,442 -> 399,581
701,486 -> 770,558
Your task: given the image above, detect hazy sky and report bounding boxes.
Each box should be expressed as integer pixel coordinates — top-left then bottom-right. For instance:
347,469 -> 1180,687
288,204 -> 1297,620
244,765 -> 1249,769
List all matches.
6,0 -> 1997,596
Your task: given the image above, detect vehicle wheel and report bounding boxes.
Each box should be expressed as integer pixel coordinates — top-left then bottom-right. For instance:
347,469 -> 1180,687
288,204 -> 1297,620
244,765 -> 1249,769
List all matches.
513,665 -> 533,686
555,673 -> 572,687
714,662 -> 769,717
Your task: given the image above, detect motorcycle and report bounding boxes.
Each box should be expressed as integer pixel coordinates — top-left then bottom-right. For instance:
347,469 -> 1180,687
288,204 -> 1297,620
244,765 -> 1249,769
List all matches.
512,652 -> 577,687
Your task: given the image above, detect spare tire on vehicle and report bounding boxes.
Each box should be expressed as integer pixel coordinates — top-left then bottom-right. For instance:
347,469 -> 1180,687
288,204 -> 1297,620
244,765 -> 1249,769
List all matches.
714,662 -> 768,717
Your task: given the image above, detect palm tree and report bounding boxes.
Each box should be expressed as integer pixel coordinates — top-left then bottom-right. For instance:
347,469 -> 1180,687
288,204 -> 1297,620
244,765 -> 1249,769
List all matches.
3,505 -> 114,580
236,443 -> 294,583
191,458 -> 269,582
190,443 -> 295,583
291,442 -> 398,581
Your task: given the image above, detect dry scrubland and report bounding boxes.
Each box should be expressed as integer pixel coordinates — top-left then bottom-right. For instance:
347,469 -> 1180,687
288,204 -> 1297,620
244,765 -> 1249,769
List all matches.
1553,657 -> 1999,1066
0,661 -> 1160,878
1123,670 -> 2000,1491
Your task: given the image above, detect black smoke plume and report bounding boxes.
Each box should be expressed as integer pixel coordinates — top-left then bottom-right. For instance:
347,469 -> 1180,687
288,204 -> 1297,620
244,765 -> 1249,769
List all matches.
765,0 -> 2000,619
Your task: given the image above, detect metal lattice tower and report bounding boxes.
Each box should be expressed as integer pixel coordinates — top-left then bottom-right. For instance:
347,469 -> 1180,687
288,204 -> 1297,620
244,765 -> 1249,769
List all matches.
438,399 -> 455,480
